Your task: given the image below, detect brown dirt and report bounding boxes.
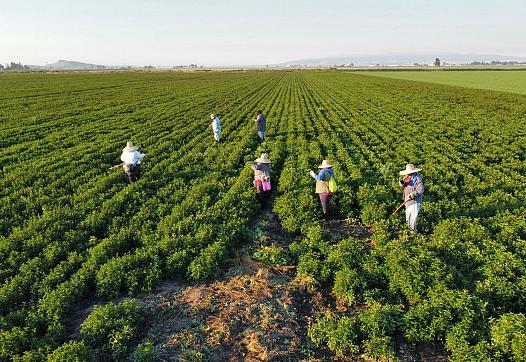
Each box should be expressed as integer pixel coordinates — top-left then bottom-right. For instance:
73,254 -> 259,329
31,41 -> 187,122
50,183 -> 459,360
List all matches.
320,218 -> 374,243
128,210 -> 380,361
131,211 -> 375,361
139,268 -> 334,361
253,208 -> 297,248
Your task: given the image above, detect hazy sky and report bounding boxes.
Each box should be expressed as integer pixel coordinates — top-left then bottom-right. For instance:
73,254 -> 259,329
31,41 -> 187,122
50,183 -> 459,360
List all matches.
1,0 -> 524,66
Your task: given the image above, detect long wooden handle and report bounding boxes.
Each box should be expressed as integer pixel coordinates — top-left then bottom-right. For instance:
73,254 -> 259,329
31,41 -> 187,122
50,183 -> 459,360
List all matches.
390,199 -> 409,216
108,163 -> 123,171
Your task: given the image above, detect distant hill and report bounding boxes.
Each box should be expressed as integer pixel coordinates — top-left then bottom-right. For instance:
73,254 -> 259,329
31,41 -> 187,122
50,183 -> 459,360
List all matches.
279,53 -> 526,66
30,60 -> 106,70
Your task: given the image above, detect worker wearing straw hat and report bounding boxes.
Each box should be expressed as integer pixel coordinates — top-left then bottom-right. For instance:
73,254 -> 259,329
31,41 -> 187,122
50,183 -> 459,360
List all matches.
120,141 -> 145,183
310,160 -> 336,219
210,114 -> 222,143
399,163 -> 424,232
251,153 -> 271,206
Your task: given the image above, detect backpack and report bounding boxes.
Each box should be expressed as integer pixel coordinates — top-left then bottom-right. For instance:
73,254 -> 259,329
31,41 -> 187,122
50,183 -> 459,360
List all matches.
328,176 -> 338,193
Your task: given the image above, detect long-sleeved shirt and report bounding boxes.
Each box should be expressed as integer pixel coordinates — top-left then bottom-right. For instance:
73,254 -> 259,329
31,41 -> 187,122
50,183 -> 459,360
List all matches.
121,150 -> 145,165
314,168 -> 334,181
402,173 -> 424,206
211,117 -> 221,132
314,168 -> 334,194
251,163 -> 270,181
255,114 -> 266,132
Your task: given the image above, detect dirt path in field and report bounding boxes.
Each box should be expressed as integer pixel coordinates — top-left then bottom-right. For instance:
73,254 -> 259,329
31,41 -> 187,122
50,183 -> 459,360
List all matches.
136,208 -> 322,361
132,209 -> 376,361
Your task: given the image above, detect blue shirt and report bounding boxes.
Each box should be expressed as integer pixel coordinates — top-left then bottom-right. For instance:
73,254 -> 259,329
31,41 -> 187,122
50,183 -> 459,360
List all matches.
315,168 -> 334,181
402,173 -> 424,205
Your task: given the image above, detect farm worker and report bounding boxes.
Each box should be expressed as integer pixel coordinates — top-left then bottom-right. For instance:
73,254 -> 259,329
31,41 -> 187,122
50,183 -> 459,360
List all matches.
399,163 -> 424,232
310,160 -> 337,219
251,153 -> 271,206
210,114 -> 222,143
254,110 -> 267,141
120,141 -> 145,183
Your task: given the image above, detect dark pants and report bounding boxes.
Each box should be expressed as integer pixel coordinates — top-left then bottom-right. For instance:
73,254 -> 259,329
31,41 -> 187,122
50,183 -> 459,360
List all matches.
319,192 -> 333,216
255,181 -> 270,206
124,163 -> 141,182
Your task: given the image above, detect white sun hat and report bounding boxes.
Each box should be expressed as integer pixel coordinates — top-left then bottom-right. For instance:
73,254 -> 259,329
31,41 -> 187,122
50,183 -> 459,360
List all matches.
318,160 -> 333,169
123,141 -> 138,152
255,153 -> 271,164
399,163 -> 422,175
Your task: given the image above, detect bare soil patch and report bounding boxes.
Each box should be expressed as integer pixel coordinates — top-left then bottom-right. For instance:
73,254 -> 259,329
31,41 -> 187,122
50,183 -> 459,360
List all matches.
140,268 -> 334,361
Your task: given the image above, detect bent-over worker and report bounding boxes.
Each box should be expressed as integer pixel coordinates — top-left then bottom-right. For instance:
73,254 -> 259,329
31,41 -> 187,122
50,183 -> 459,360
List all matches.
251,153 -> 271,206
210,114 -> 222,143
399,163 -> 424,232
310,160 -> 336,219
121,141 -> 145,183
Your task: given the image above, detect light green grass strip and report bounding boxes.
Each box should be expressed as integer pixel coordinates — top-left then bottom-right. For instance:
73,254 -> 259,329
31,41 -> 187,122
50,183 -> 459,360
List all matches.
360,70 -> 526,95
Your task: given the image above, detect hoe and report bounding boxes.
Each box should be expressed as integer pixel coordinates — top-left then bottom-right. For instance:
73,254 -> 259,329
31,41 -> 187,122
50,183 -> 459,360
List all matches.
390,199 -> 410,217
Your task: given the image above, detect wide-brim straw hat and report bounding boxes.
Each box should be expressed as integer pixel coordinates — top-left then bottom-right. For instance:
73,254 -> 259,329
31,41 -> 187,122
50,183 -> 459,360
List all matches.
123,141 -> 138,152
318,160 -> 333,169
210,114 -> 216,119
255,153 -> 271,164
400,163 -> 422,175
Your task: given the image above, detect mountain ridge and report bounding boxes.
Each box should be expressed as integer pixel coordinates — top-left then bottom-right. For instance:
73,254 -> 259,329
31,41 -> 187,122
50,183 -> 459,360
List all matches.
30,60 -> 106,70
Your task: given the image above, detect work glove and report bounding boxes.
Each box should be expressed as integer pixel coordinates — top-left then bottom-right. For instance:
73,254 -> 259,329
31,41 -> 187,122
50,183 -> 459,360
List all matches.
309,170 -> 316,178
408,193 -> 415,200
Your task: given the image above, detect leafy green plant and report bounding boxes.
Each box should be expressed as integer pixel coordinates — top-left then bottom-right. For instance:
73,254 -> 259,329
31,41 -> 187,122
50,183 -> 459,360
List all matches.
47,341 -> 93,362
332,267 -> 362,306
80,299 -> 143,360
308,311 -> 360,357
491,313 -> 526,361
133,341 -> 163,362
253,245 -> 292,265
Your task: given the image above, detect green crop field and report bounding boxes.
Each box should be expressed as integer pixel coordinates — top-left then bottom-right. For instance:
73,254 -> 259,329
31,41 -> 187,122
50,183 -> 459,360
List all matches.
1,71 -> 526,360
361,69 -> 526,95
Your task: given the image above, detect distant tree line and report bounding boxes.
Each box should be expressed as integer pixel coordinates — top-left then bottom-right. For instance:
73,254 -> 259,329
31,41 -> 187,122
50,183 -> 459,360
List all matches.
173,64 -> 200,69
0,62 -> 30,71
